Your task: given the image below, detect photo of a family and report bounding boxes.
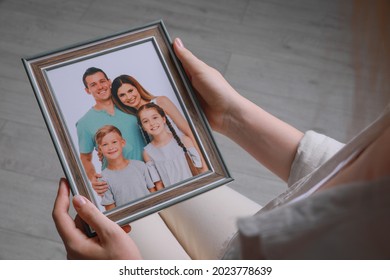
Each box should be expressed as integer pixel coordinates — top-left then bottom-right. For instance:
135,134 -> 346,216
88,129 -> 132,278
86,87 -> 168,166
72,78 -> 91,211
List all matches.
78,67 -> 205,211
23,21 -> 232,230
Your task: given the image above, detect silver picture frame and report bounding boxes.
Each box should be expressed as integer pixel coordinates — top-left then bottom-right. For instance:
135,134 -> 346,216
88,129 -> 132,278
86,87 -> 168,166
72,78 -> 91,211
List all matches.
22,20 -> 232,235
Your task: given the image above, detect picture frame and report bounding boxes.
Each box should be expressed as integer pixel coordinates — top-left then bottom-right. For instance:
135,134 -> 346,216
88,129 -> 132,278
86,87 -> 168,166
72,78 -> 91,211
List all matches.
22,20 -> 232,235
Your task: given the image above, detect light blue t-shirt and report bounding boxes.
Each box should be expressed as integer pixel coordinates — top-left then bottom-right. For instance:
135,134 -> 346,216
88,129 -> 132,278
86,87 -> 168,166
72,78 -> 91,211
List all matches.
76,106 -> 145,169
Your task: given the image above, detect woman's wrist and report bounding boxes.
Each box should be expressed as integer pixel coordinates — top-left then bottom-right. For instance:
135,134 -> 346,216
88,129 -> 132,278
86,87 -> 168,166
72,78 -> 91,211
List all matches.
220,93 -> 253,137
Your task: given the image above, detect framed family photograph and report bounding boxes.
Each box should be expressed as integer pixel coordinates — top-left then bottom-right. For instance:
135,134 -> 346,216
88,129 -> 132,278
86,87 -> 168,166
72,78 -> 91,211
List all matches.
22,20 -> 232,234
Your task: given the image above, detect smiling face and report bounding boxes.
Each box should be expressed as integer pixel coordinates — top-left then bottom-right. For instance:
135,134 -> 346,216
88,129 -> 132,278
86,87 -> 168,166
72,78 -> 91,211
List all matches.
98,131 -> 125,161
139,108 -> 166,136
84,72 -> 112,103
117,83 -> 144,109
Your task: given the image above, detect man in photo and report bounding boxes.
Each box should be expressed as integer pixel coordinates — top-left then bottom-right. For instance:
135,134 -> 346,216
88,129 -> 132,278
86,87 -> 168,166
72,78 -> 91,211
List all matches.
76,67 -> 145,195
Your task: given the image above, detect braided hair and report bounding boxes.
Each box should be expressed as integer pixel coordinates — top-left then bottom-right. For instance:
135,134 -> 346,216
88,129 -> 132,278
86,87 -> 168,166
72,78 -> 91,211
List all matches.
136,103 -> 188,154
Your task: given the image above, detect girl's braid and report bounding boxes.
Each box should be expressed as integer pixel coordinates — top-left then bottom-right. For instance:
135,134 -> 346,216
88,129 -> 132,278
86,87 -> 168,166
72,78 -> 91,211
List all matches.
165,117 -> 187,153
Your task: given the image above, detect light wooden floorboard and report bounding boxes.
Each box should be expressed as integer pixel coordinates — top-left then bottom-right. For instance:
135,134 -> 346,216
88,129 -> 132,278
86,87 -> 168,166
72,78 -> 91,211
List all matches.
0,0 -> 387,259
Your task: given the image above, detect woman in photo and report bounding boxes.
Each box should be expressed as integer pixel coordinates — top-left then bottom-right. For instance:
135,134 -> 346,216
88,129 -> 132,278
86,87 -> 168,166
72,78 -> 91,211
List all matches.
137,103 -> 202,187
111,74 -> 208,173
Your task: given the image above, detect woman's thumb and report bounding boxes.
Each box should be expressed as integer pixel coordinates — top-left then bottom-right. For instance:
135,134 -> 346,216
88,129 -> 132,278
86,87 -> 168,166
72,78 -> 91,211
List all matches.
72,195 -> 111,233
73,195 -> 88,209
173,38 -> 205,77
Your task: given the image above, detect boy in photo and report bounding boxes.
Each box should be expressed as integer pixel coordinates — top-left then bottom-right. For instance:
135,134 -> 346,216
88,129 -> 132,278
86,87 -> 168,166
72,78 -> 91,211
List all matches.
95,125 -> 159,211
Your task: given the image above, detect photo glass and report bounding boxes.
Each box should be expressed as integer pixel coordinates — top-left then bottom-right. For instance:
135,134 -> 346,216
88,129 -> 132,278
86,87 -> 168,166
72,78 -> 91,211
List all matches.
23,20 -> 232,235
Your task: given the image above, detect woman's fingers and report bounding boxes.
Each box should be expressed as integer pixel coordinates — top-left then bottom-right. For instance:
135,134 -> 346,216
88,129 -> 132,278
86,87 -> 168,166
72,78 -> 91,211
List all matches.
72,194 -> 119,240
173,38 -> 207,77
52,179 -> 79,243
53,178 -> 140,259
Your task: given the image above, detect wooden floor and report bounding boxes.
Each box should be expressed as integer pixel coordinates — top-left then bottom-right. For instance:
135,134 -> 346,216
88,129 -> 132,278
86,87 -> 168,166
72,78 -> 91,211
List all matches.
0,0 -> 387,259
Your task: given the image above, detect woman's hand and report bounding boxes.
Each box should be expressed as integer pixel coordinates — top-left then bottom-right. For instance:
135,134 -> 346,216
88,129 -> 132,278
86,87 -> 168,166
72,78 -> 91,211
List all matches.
173,38 -> 303,182
173,38 -> 244,135
52,178 -> 142,260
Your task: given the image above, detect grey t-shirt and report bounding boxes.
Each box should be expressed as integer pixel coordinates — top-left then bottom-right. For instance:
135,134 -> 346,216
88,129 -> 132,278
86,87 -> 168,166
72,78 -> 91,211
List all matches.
101,160 -> 155,207
144,138 -> 201,187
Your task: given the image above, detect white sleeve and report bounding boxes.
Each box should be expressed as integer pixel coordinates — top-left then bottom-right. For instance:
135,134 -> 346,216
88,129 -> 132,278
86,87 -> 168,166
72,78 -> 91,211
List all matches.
288,130 -> 344,187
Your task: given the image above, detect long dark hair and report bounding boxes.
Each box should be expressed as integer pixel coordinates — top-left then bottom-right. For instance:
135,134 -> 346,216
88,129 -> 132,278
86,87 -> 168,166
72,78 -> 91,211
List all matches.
111,75 -> 155,116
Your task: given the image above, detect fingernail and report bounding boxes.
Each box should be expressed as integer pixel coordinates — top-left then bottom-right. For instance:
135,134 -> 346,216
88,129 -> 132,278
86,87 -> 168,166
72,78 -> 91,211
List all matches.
175,38 -> 184,48
73,195 -> 87,208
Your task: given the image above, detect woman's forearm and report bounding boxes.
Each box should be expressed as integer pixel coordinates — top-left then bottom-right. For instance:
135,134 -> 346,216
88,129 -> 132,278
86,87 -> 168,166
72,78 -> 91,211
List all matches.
223,95 -> 303,182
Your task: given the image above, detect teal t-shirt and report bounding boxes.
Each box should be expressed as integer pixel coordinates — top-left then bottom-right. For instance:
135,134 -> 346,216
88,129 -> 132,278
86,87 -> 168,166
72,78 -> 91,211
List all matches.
76,106 -> 145,169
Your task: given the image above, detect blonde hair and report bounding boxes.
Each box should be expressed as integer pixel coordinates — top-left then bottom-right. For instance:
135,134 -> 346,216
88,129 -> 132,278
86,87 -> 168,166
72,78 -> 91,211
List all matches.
352,0 -> 390,119
95,125 -> 123,146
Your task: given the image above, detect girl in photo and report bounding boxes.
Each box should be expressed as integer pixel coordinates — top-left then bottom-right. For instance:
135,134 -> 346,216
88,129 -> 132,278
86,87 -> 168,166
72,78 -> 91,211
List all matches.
137,103 -> 202,187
